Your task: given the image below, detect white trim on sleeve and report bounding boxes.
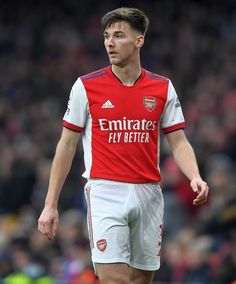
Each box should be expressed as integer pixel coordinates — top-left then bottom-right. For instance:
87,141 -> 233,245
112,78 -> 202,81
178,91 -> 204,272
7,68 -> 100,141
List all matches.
161,80 -> 185,131
63,78 -> 89,130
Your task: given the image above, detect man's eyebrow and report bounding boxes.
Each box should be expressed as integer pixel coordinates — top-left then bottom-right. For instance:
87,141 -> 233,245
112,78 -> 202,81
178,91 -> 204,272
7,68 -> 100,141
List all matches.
114,31 -> 125,34
103,30 -> 125,35
103,31 -> 109,36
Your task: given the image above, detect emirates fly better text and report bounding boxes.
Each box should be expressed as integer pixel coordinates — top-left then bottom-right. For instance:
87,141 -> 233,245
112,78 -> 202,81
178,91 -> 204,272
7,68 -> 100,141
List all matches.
98,117 -> 157,143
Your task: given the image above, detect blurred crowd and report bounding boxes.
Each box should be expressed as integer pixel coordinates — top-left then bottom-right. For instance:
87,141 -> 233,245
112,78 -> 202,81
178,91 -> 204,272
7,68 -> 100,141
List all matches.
0,0 -> 236,283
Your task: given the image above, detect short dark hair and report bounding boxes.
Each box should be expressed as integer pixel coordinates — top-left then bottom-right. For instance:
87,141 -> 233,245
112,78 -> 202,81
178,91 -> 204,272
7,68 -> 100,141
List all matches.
101,7 -> 149,35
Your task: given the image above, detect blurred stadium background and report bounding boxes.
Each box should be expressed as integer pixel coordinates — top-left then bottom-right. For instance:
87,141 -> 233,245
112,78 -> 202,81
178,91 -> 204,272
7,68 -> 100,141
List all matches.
0,0 -> 236,283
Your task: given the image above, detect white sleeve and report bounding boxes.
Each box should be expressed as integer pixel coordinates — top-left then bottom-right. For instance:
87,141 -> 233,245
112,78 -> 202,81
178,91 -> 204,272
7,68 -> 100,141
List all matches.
161,80 -> 186,134
63,78 -> 89,132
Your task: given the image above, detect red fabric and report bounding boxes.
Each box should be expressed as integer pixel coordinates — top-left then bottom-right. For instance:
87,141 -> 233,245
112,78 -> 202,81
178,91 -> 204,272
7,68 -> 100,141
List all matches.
83,66 -> 169,182
63,120 -> 83,132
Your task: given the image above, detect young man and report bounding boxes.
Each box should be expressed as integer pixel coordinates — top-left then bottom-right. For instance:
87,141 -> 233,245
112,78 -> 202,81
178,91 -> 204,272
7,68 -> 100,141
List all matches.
38,7 -> 209,284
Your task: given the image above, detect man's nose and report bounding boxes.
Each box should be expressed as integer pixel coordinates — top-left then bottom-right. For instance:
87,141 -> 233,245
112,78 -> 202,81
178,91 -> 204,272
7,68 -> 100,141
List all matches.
107,38 -> 115,47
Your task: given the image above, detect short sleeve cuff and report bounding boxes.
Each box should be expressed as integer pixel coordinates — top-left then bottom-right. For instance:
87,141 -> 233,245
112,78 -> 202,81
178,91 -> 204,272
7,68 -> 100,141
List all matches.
63,120 -> 83,132
162,122 -> 186,134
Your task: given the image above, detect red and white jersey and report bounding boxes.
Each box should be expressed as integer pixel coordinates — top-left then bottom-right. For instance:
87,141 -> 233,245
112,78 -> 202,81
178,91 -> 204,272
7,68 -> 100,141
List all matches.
63,66 -> 185,183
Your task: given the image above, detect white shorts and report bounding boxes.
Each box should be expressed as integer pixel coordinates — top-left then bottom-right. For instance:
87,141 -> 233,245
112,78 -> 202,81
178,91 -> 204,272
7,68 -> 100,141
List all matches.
84,179 -> 164,271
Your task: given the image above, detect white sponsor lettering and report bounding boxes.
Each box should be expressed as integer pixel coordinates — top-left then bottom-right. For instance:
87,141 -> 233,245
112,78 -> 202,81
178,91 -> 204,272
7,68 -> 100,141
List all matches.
99,118 -> 155,143
99,119 -> 108,131
109,120 -> 122,131
108,132 -> 122,143
124,132 -> 149,143
98,117 -> 156,131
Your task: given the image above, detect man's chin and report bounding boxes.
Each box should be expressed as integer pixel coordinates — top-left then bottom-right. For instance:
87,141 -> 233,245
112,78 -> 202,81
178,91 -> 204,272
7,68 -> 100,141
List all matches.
109,58 -> 119,64
109,59 -> 124,67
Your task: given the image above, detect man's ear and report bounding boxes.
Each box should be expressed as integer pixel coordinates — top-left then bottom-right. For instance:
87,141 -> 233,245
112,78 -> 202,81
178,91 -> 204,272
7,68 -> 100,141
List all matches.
136,35 -> 145,48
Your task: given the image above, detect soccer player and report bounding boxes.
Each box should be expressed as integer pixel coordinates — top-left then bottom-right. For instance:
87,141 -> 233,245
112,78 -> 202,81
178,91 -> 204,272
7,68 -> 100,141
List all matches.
38,7 -> 209,284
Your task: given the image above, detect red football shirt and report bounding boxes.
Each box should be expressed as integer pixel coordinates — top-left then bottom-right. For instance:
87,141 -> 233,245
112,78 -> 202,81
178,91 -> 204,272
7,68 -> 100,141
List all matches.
63,66 -> 185,183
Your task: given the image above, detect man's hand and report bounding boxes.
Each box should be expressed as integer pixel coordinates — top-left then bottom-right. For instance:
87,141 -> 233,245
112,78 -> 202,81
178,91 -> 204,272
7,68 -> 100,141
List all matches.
38,207 -> 59,240
191,178 -> 209,206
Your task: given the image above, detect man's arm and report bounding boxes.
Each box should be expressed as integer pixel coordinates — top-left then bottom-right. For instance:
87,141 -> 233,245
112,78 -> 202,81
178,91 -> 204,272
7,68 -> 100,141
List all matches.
38,127 -> 81,240
166,129 -> 209,206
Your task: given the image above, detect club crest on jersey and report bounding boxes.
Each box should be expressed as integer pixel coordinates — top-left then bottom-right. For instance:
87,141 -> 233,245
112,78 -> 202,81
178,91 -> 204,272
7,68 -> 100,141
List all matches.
143,96 -> 157,112
97,239 -> 107,252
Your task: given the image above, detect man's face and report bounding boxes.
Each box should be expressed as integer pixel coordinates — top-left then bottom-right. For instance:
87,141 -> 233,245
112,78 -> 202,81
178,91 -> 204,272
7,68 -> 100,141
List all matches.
103,21 -> 143,67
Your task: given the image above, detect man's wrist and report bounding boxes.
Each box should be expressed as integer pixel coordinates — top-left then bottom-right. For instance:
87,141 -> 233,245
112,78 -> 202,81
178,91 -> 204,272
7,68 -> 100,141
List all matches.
191,174 -> 202,181
45,200 -> 58,209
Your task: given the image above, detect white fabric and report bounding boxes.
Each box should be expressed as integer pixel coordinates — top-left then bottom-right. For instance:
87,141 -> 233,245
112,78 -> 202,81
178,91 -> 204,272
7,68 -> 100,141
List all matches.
161,80 -> 185,129
84,179 -> 164,271
63,78 -> 89,128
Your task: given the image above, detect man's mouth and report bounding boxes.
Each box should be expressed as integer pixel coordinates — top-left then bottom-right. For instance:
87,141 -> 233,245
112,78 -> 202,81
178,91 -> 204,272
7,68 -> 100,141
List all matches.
109,51 -> 117,55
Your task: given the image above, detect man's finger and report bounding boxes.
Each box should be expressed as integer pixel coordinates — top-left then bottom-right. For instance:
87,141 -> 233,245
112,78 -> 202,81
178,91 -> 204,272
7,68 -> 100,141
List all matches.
38,219 -> 54,239
193,198 -> 206,206
52,220 -> 58,237
193,190 -> 208,205
191,183 -> 199,193
38,220 -> 45,234
43,220 -> 53,235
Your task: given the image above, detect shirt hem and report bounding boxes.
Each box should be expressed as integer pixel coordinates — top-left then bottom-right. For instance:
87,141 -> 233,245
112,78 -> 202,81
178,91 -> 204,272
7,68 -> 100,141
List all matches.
87,176 -> 161,184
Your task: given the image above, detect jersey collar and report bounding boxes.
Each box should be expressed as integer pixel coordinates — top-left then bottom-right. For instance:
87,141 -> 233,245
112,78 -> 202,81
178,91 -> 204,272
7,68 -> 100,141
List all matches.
106,65 -> 146,87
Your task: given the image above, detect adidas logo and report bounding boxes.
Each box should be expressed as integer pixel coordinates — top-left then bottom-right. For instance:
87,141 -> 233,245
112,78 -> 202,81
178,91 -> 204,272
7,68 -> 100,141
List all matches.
102,100 -> 114,109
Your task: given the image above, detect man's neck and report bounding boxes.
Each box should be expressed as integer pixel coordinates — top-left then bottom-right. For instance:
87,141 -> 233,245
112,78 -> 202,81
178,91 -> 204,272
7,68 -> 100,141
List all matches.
111,64 -> 142,86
